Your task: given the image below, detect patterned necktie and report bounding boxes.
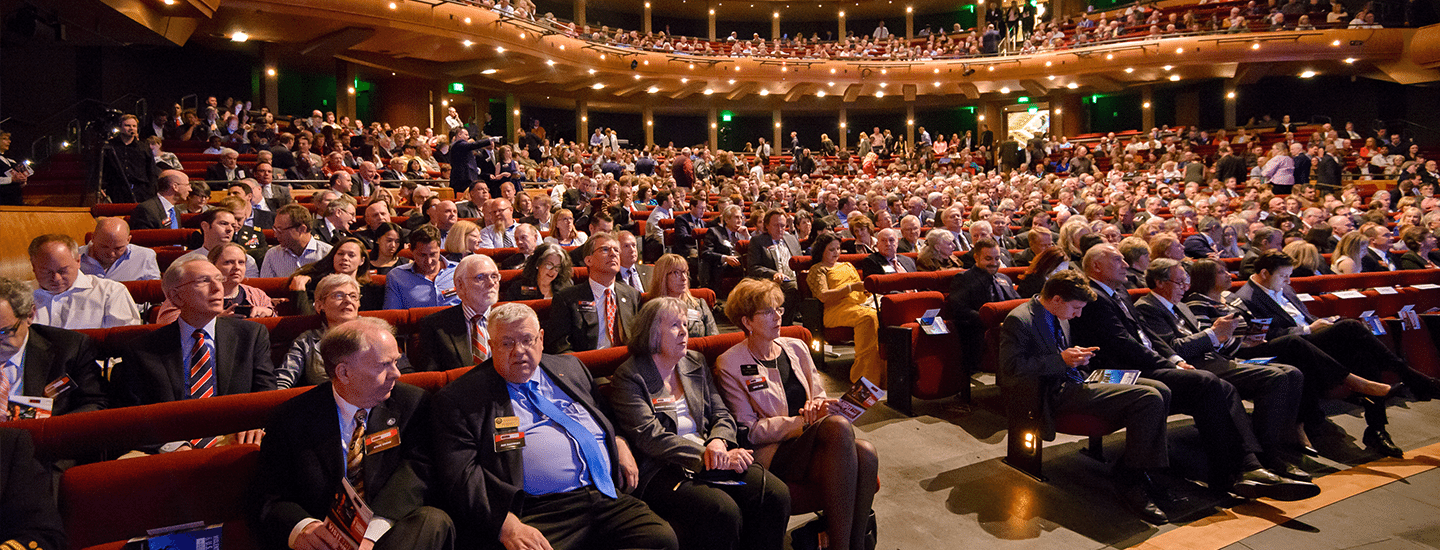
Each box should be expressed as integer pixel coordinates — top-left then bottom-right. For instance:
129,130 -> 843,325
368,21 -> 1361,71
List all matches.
188,329 -> 219,448
471,314 -> 490,364
1173,306 -> 1195,336
503,229 -> 514,248
347,409 -> 367,501
604,288 -> 619,346
166,207 -> 178,229
891,258 -> 903,273
0,361 -> 14,405
522,381 -> 617,498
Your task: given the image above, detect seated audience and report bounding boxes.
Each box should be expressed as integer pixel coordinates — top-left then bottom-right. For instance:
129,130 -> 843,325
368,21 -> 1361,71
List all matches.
384,225 -> 460,310
277,274 -> 365,389
412,255 -> 502,373
915,230 -> 962,271
646,253 -> 719,337
443,220 -> 482,262
289,236 -> 385,313
546,232 -> 640,353
177,207 -> 261,278
1015,246 -> 1069,299
502,242 -> 573,301
129,170 -> 190,230
368,221 -> 412,275
155,243 -> 277,324
79,217 -> 160,281
29,234 -> 141,330
747,209 -> 803,325
262,204 -> 334,278
313,195 -> 358,245
1396,225 -> 1436,269
807,232 -> 886,384
0,277 -> 108,417
0,428 -> 65,550
500,223 -> 540,269
858,228 -> 917,279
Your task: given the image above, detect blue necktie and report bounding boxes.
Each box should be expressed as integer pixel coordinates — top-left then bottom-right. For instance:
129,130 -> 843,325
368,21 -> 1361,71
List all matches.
1051,315 -> 1085,385
523,381 -> 617,498
168,207 -> 179,229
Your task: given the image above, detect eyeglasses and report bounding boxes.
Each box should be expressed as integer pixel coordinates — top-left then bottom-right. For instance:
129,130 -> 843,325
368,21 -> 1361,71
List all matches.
668,270 -> 689,278
591,246 -> 621,257
327,291 -> 361,302
274,224 -> 305,232
0,318 -> 25,338
468,273 -> 502,285
540,262 -> 562,271
754,307 -> 785,318
181,275 -> 224,287
496,335 -> 540,350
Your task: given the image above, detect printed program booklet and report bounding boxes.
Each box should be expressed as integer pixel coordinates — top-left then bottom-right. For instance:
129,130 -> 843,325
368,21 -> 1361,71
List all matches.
1084,369 -> 1141,384
122,521 -> 223,550
6,396 -> 52,421
833,377 -> 886,422
324,478 -> 374,550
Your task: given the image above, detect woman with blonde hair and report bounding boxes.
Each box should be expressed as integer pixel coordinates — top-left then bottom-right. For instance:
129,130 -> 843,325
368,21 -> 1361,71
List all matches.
545,207 -> 587,247
647,253 -> 718,337
442,220 -> 482,261
1283,240 -> 1328,277
1331,230 -> 1366,274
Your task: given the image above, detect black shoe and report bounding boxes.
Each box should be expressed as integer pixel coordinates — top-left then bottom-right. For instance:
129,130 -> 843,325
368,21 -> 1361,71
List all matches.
1264,460 -> 1313,482
1231,468 -> 1322,501
1364,427 -> 1404,458
1408,377 -> 1440,402
1384,382 -> 1408,401
1298,445 -> 1321,457
1116,479 -> 1168,524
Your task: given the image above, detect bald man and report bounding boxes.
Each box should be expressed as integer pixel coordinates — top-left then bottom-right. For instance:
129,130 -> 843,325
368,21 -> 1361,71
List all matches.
79,217 -> 160,281
129,170 -> 192,230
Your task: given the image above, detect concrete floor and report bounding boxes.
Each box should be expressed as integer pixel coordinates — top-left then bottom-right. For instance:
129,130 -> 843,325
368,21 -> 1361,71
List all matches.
802,343 -> 1440,550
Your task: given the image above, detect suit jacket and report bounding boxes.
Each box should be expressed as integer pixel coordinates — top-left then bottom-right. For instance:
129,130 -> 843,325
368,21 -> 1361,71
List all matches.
958,247 -> 1015,269
249,208 -> 276,231
1072,282 -> 1176,374
205,163 -> 246,182
1291,153 -> 1312,184
746,232 -> 801,280
897,238 -> 920,254
1226,280 -> 1313,340
1183,234 -> 1218,259
711,337 -> 824,465
701,226 -> 747,268
455,200 -> 482,220
561,189 -> 593,221
1134,295 -> 1229,371
608,351 -> 738,491
0,429 -> 65,550
19,324 -> 108,416
996,298 -> 1073,438
1316,154 -> 1343,187
858,253 -> 917,280
448,138 -> 484,191
1215,154 -> 1249,185
253,383 -> 433,550
114,317 -> 277,407
129,196 -> 173,230
412,305 -> 476,373
263,184 -> 294,211
431,354 -> 624,544
1398,251 -> 1432,270
544,280 -> 640,354
945,267 -> 1018,320
1360,248 -> 1396,272
1012,247 -> 1039,267
498,253 -> 527,270
672,213 -> 705,258
311,218 -> 352,246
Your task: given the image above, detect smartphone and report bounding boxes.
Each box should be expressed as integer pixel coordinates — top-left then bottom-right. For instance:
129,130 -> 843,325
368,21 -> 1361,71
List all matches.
231,304 -> 254,317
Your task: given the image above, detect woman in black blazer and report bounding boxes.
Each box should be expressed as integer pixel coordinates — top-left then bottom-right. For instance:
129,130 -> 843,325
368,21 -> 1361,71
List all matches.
1397,226 -> 1436,270
609,298 -> 790,550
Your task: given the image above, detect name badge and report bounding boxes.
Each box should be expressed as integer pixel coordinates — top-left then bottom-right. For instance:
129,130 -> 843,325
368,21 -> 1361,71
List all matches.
577,301 -> 596,312
740,364 -> 760,376
494,431 -> 526,452
652,396 -> 678,411
44,376 -> 74,399
522,286 -> 539,295
440,287 -> 458,298
364,427 -> 401,454
745,377 -> 769,392
494,416 -> 520,430
882,265 -> 896,273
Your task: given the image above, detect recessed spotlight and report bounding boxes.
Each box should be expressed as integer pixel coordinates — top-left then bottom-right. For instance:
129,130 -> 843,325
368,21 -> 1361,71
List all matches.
1142,101 -> 1151,108
464,17 -> 471,23
759,89 -> 770,96
906,6 -> 913,12
839,10 -> 844,16
162,0 -> 174,4
1226,91 -> 1236,99
775,122 -> 782,128
462,39 -> 473,47
876,91 -> 884,98
1124,67 -> 1134,73
704,88 -> 714,94
879,82 -> 887,88
1066,82 -> 1078,89
689,64 -> 695,69
830,68 -> 837,74
681,77 -> 689,83
1300,70 -> 1316,78
592,83 -> 605,89
1175,47 -> 1184,54
987,65 -> 994,71
907,119 -> 914,125
648,86 -> 659,93
934,68 -> 940,73
735,66 -> 741,71
266,68 -> 276,76
1251,43 -> 1260,50
817,90 -> 827,97
880,69 -> 888,75
519,32 -> 526,39
633,74 -> 641,79
1169,74 -> 1180,81
1332,39 -> 1341,46
546,59 -> 556,66
1344,57 -> 1356,64
933,81 -> 941,87
1045,61 -> 1052,67
1105,53 -> 1113,60
588,69 -> 597,75
559,45 -> 565,50
827,81 -> 835,86
388,2 -> 396,9
999,86 -> 1010,93
729,79 -> 736,84
513,109 -> 520,115
781,67 -> 788,72
496,46 -> 505,53
482,68 -> 498,74
231,31 -> 249,42
1162,65 -> 1173,71
1047,75 -> 1056,80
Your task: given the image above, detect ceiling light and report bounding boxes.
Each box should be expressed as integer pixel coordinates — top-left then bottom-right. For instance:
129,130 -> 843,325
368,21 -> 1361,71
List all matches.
839,10 -> 844,16
999,86 -> 1010,93
231,31 -> 249,42
906,6 -> 913,12
759,89 -> 770,95
977,115 -> 985,121
645,1 -> 651,6
1142,101 -> 1151,108
266,68 -> 276,76
519,32 -> 526,38
681,77 -> 688,83
1055,108 -> 1063,114
513,109 -> 520,115
704,88 -> 714,94
827,81 -> 835,86
734,66 -> 741,71
711,122 -> 718,128
592,83 -> 605,89
1175,47 -> 1184,54
1300,70 -> 1316,78
709,8 -> 715,13
933,81 -> 941,87
1105,53 -> 1113,60
773,11 -> 779,17
817,90 -> 827,97
879,82 -> 887,88
648,86 -> 659,93
588,69 -> 597,74
1226,91 -> 1236,99
1331,39 -> 1341,46
934,68 -> 940,73
464,17 -> 471,23
347,86 -> 355,94
463,39 -> 473,47
647,120 -> 653,126
1066,82 -> 1078,89
830,68 -> 837,74
482,68 -> 498,74
1344,57 -> 1356,64
388,2 -> 397,9
1045,61 -> 1052,67
987,65 -> 994,71
907,119 -> 914,125
559,45 -> 565,50
1124,67 -> 1134,73
728,79 -> 736,84
496,46 -> 505,53
162,0 -> 174,4
875,91 -> 884,98
601,54 -> 607,60
1251,43 -> 1260,50
1169,74 -> 1180,81
1162,65 -> 1172,71
1047,75 -> 1055,80
880,69 -> 888,75
546,59 -> 556,66
775,122 -> 782,128
781,67 -> 788,72
689,64 -> 695,69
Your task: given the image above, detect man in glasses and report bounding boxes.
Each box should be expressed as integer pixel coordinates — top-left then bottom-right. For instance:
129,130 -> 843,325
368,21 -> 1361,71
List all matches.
546,232 -> 639,353
116,258 -> 274,450
499,224 -> 539,270
0,276 -> 108,417
261,204 -> 333,279
175,207 -> 259,278
413,255 -> 502,372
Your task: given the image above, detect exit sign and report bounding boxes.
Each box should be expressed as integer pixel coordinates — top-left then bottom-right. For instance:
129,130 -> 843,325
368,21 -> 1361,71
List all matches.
721,110 -> 734,122
450,82 -> 465,93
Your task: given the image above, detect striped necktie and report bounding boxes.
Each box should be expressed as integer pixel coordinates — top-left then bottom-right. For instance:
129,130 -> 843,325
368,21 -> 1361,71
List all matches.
188,329 -> 219,448
471,314 -> 490,364
347,409 -> 367,501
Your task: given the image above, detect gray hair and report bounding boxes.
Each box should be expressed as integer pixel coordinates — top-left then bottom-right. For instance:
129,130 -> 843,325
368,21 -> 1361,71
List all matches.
162,257 -> 216,294
220,147 -> 239,157
0,277 -> 35,318
325,195 -> 357,217
628,297 -> 687,358
314,274 -> 360,309
488,301 -> 539,330
320,317 -> 395,378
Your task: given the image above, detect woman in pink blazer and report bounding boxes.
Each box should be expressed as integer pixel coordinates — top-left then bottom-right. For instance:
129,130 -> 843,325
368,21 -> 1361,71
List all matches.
713,278 -> 878,550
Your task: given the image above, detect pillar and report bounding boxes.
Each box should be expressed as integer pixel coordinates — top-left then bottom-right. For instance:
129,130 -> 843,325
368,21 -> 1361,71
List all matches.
1051,93 -> 1082,138
1223,83 -> 1238,130
261,44 -> 280,112
772,11 -> 780,40
575,0 -> 586,28
906,104 -> 916,151
1141,85 -> 1155,131
335,59 -> 357,119
838,10 -> 846,39
643,105 -> 655,147
772,109 -> 782,152
708,3 -> 717,40
643,2 -> 652,34
505,93 -> 519,143
576,100 -> 589,143
838,109 -> 848,152
980,101 -> 1003,141
708,108 -> 719,150
977,1 -> 987,30
906,7 -> 914,39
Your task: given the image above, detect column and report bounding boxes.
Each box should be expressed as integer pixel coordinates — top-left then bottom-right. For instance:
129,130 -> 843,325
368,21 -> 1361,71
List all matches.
576,100 -> 589,143
643,2 -> 652,34
708,108 -> 719,150
906,104 -> 916,151
977,1 -> 987,30
1051,93 -> 1083,138
1223,84 -> 1238,130
772,109 -> 782,153
981,101 -> 1003,141
261,43 -> 280,112
643,105 -> 655,147
575,0 -> 586,28
906,6 -> 914,39
708,3 -> 717,40
335,59 -> 357,119
838,108 -> 848,152
1141,85 -> 1154,131
838,10 -> 846,39
772,11 -> 781,40
506,93 -> 519,143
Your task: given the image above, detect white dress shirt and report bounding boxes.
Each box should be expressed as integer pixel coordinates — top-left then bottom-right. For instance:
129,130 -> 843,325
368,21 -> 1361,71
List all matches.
32,273 -> 142,330
79,244 -> 161,281
589,278 -> 619,349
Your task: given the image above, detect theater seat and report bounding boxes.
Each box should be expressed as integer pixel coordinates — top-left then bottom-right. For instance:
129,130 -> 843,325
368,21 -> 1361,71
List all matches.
878,291 -> 968,416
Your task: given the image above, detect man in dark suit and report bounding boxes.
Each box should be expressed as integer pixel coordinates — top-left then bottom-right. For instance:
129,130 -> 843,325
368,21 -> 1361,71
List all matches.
700,206 -> 751,295
228,180 -> 278,231
1074,245 -> 1318,499
997,270 -> 1171,523
569,212 -> 615,267
0,278 -> 108,417
254,318 -> 454,550
0,428 -> 65,550
499,225 -> 539,270
746,210 -> 802,326
1315,146 -> 1343,192
1136,260 -> 1309,479
130,170 -> 192,230
1359,224 -> 1397,272
413,255 -> 500,373
448,130 -> 487,192
1183,217 -> 1224,259
1214,146 -> 1249,186
897,215 -> 923,254
1011,226 -> 1052,267
431,303 -> 676,550
312,195 -> 358,246
1291,146 -> 1314,186
114,258 -> 276,449
1228,252 -> 1440,456
1239,227 -> 1283,279
958,222 -> 1015,269
561,177 -> 597,228
671,200 -> 707,260
859,228 -> 918,280
947,238 -> 1020,397
205,148 -> 247,182
546,233 -> 641,354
